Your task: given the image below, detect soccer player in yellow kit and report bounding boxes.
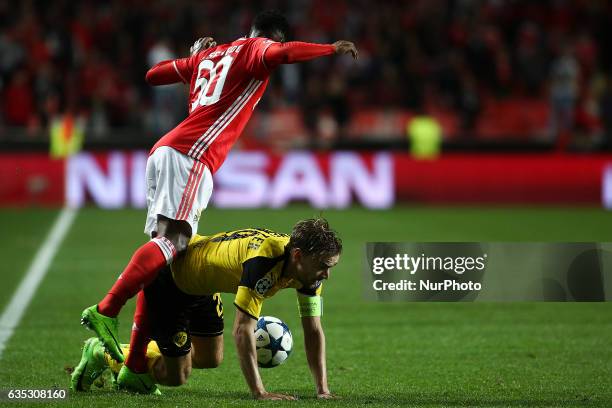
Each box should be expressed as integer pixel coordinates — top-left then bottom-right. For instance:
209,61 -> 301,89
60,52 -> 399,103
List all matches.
72,218 -> 341,400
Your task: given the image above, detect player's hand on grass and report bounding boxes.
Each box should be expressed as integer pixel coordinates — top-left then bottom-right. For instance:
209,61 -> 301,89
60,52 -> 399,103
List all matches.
190,37 -> 217,55
317,391 -> 341,399
333,40 -> 358,60
255,391 -> 297,401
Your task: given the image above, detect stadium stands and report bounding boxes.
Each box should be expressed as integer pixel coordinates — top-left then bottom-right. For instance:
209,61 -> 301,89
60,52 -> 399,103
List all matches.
0,1 -> 611,149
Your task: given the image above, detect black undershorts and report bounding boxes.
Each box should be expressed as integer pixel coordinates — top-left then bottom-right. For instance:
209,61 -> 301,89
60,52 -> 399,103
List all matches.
144,266 -> 224,357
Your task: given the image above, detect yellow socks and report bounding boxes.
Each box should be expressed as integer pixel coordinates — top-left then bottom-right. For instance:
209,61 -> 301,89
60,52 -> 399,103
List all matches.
105,341 -> 163,376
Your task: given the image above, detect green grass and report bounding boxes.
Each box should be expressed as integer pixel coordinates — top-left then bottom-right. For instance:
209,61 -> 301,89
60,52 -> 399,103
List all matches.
1,206 -> 612,407
0,208 -> 58,312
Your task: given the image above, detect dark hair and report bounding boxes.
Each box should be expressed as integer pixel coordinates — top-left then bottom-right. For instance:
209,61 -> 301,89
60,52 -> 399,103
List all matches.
251,10 -> 289,42
287,218 -> 342,258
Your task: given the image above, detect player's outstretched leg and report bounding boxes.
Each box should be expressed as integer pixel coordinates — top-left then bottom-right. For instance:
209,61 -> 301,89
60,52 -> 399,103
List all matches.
80,305 -> 124,362
81,218 -> 191,361
124,291 -> 151,372
96,236 -> 176,319
70,337 -> 109,392
116,365 -> 161,395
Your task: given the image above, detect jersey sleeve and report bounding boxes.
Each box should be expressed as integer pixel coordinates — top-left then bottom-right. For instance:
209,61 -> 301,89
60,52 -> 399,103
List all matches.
234,286 -> 264,320
146,56 -> 194,85
264,41 -> 336,68
244,38 -> 279,80
171,57 -> 194,83
233,238 -> 286,319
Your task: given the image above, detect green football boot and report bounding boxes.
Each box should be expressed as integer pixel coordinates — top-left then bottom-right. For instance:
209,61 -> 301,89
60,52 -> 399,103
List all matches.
70,337 -> 108,391
80,305 -> 124,362
116,365 -> 162,395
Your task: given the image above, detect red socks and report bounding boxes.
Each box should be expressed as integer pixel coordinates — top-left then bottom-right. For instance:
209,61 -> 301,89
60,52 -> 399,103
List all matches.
125,291 -> 150,373
98,238 -> 176,317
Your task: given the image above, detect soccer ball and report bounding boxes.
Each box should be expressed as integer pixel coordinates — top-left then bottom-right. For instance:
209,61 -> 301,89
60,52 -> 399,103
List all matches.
254,316 -> 293,368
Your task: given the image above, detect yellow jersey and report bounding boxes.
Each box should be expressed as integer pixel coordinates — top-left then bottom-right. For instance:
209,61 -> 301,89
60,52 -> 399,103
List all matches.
171,228 -> 323,319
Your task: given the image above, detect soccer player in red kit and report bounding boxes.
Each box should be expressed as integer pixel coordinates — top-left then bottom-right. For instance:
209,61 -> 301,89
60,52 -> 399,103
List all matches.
78,10 -> 357,394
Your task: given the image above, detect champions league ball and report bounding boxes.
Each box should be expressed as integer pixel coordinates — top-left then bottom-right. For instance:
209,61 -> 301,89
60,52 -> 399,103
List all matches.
254,316 -> 293,368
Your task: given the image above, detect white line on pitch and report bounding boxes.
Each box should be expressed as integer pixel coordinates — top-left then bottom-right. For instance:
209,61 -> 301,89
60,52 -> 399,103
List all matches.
0,207 -> 77,359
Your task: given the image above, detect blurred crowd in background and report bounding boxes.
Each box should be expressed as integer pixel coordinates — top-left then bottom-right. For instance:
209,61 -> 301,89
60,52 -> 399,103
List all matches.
2,0 -> 612,150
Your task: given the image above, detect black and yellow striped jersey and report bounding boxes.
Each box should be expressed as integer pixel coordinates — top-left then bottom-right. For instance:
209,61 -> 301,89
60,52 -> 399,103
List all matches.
170,228 -> 323,318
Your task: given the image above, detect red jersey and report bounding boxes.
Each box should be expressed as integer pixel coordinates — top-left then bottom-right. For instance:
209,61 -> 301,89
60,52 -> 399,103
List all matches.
151,37 -> 275,173
147,38 -> 336,173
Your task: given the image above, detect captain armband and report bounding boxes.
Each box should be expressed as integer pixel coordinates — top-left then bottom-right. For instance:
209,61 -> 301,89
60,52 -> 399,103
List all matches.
297,295 -> 323,317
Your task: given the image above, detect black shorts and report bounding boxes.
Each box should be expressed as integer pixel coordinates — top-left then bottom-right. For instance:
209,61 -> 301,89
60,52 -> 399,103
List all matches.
144,266 -> 224,357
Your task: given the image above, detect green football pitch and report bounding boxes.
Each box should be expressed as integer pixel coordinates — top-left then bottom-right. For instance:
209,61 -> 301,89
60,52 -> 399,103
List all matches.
1,206 -> 611,407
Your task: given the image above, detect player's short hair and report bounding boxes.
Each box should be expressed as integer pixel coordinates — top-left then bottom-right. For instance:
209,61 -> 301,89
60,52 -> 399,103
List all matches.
288,218 -> 343,258
251,10 -> 289,42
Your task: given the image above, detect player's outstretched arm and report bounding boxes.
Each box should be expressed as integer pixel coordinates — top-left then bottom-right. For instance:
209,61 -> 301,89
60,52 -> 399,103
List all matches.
145,37 -> 216,86
302,316 -> 338,399
145,60 -> 187,85
233,308 -> 296,401
263,40 -> 358,69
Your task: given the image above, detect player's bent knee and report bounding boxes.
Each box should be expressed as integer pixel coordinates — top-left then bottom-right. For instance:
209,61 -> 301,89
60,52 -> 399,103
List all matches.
191,335 -> 224,369
156,217 -> 192,253
174,237 -> 189,254
160,231 -> 191,254
192,352 -> 223,369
